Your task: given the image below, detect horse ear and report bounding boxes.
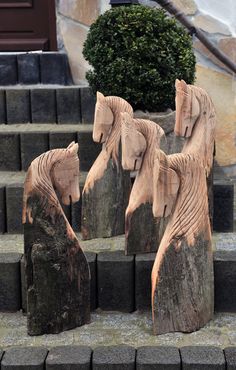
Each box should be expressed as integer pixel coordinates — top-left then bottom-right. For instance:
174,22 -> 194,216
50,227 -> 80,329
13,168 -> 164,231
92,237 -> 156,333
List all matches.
175,79 -> 181,88
67,142 -> 79,154
67,141 -> 75,149
180,79 -> 188,91
97,91 -> 105,102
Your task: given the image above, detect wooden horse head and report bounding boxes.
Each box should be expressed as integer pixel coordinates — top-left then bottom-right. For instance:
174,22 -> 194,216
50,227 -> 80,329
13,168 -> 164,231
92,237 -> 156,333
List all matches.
93,92 -> 114,143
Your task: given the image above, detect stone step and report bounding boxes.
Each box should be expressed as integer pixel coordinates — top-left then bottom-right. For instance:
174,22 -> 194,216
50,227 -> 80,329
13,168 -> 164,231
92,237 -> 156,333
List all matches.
0,344 -> 234,368
0,233 -> 235,315
0,124 -> 101,172
0,52 -> 73,86
0,86 -> 95,124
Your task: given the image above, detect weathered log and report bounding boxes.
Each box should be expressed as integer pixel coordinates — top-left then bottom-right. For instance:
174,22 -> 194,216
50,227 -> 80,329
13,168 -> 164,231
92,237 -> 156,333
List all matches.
82,92 -> 133,240
23,142 -> 90,335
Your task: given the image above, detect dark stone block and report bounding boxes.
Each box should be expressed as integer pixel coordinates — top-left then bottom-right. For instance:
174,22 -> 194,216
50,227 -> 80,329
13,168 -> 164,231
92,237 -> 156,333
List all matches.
0,133 -> 20,170
40,53 -> 73,85
136,346 -> 181,370
0,186 -> 6,233
0,253 -> 22,312
80,87 -> 96,124
20,256 -> 26,314
0,90 -> 6,123
0,55 -> 17,85
97,251 -> 134,312
224,347 -> 236,370
181,346 -> 225,370
77,131 -> 102,171
71,198 -> 82,232
6,89 -> 30,124
93,345 -> 136,370
1,347 -> 48,369
21,132 -> 49,171
214,251 -> 236,312
85,252 -> 97,311
49,131 -> 77,150
135,254 -> 155,310
213,184 -> 234,232
6,184 -> 24,233
17,53 -> 40,84
46,345 -> 92,370
31,89 -> 56,123
56,88 -> 81,124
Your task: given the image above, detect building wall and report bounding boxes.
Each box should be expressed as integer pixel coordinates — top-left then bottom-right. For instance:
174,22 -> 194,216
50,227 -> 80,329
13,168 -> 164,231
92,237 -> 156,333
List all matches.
56,0 -> 236,177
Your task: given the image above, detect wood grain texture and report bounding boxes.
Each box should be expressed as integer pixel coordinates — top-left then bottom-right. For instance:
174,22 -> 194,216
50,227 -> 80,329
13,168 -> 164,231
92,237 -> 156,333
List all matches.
121,113 -> 165,255
82,92 -> 133,239
23,142 -> 90,335
151,80 -> 216,335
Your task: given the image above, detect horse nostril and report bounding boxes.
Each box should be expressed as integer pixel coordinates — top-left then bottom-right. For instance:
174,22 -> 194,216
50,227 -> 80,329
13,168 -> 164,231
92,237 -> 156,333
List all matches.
184,126 -> 188,137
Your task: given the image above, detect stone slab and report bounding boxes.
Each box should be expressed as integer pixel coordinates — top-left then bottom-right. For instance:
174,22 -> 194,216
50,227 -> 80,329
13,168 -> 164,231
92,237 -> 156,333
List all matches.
49,131 -> 77,150
93,345 -> 136,370
0,55 -> 17,85
0,253 -> 22,312
56,88 -> 81,124
136,346 -> 181,369
213,185 -> 234,232
46,345 -> 92,369
80,87 -> 96,124
85,251 -> 97,311
71,197 -> 82,232
31,89 -> 56,123
20,131 -> 49,171
40,53 -> 72,85
17,54 -> 40,85
6,89 -> 30,124
0,133 -> 20,171
224,347 -> 236,370
180,346 -> 225,369
6,184 -> 24,234
135,254 -> 155,310
0,186 -> 6,234
0,90 -> 6,124
20,256 -> 26,314
1,347 -> 48,369
77,131 -> 101,171
97,251 -> 134,312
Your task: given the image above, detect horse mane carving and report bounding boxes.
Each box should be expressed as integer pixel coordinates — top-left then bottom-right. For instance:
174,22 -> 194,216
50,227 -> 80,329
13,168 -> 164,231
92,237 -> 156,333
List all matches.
23,142 -> 90,335
83,92 -> 133,193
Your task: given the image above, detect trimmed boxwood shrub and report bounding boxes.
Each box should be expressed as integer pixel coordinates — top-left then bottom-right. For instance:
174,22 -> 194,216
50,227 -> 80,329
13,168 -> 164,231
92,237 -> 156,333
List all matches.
83,5 -> 196,112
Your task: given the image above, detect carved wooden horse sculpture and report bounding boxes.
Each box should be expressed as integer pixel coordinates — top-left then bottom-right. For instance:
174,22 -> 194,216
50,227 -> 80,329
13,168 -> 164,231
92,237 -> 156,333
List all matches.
23,142 -> 90,335
121,112 -> 165,254
82,92 -> 133,239
151,80 -> 215,334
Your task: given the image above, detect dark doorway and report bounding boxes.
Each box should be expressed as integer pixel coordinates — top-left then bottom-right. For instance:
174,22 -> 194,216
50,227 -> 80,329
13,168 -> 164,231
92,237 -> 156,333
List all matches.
0,0 -> 57,51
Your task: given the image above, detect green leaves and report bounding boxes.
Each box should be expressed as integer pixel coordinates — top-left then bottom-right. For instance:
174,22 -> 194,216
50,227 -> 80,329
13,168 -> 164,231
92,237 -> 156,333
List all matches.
83,5 -> 196,112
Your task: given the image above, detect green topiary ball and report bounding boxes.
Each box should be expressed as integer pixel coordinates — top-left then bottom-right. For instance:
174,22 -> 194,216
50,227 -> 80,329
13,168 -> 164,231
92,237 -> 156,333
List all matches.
83,5 -> 196,112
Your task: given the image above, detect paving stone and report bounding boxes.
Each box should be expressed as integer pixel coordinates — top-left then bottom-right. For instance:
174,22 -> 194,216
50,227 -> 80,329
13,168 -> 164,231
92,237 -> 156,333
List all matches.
6,184 -> 24,234
77,131 -> 101,171
93,345 -> 136,370
0,186 -> 6,234
40,53 -> 72,85
21,132 -> 49,171
135,254 -> 155,310
136,346 -> 181,369
213,185 -> 234,232
0,90 -> 6,123
1,347 -> 48,369
31,89 -> 56,123
46,345 -> 92,369
214,251 -> 236,312
0,55 -> 17,85
6,89 -> 30,124
97,251 -> 134,312
20,255 -> 26,314
0,133 -> 20,170
85,251 -> 97,311
224,347 -> 236,370
80,87 -> 96,124
180,346 -> 225,369
0,253 -> 22,312
49,131 -> 77,149
17,53 -> 40,84
56,88 -> 81,124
